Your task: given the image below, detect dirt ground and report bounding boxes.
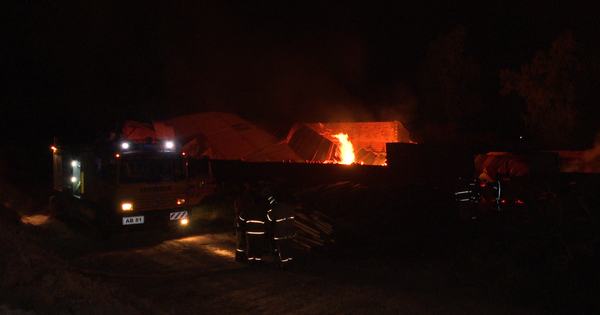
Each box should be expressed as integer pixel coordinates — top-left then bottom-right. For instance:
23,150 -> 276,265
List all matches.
1,174 -> 599,314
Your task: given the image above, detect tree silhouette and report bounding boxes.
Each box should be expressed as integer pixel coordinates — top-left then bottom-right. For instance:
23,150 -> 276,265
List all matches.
417,25 -> 483,142
500,31 -> 582,148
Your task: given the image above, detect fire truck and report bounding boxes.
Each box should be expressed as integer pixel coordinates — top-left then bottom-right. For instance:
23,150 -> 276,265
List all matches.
50,121 -> 214,239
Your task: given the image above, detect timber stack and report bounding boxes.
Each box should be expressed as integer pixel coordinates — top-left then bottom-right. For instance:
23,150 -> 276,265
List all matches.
291,181 -> 377,252
293,208 -> 337,251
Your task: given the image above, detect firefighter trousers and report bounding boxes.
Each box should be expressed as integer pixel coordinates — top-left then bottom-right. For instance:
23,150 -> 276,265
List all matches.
275,238 -> 294,265
246,233 -> 266,261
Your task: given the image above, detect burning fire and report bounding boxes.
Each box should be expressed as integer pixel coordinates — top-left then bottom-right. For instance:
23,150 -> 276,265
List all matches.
332,133 -> 355,165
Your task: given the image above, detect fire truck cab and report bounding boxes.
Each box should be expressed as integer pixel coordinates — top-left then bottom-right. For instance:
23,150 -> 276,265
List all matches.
50,121 -> 211,239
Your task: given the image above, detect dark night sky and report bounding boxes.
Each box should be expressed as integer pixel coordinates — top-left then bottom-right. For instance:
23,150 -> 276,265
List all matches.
2,0 -> 600,171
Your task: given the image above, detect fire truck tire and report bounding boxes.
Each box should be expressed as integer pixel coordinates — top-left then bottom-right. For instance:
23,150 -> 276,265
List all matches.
97,213 -> 117,241
49,194 -> 68,218
95,202 -> 118,241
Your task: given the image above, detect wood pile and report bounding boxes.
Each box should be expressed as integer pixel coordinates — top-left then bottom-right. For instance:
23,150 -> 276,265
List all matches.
293,209 -> 337,251
287,181 -> 399,252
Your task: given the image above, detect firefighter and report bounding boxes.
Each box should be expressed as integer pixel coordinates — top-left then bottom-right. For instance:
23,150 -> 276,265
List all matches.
239,192 -> 268,265
267,189 -> 296,269
235,215 -> 247,262
235,183 -> 251,219
261,186 -> 277,255
234,184 -> 250,262
455,177 -> 481,220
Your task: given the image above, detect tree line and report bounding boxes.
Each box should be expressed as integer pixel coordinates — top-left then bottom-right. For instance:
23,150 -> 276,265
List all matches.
415,26 -> 598,150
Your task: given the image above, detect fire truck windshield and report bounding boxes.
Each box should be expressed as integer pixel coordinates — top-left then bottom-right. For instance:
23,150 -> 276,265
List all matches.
119,155 -> 185,183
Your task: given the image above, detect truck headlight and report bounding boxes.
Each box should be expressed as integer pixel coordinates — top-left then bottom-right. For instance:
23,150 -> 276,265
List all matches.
181,218 -> 189,225
122,203 -> 133,211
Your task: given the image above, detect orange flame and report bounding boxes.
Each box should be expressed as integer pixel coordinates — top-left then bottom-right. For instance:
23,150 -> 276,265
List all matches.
332,133 -> 355,165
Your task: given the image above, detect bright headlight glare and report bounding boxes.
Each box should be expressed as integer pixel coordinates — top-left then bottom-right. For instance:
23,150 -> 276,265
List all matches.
122,203 -> 133,211
71,176 -> 77,183
165,141 -> 174,149
121,142 -> 130,150
181,218 -> 189,225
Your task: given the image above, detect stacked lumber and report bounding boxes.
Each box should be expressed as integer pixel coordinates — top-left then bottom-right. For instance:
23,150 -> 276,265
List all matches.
288,181 -> 396,251
290,181 -> 380,251
293,209 -> 337,251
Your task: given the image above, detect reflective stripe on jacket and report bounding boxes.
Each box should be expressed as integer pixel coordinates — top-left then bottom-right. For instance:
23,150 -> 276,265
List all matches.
240,202 -> 267,234
267,202 -> 296,239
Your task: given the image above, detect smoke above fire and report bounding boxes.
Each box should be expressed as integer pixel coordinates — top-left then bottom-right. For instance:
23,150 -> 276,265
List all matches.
160,4 -> 418,129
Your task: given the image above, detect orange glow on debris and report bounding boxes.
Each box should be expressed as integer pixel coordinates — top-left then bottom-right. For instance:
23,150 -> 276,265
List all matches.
332,133 -> 355,165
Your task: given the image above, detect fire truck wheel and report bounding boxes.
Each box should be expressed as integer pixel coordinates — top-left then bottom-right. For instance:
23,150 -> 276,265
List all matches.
97,212 -> 117,241
49,195 -> 67,218
95,203 -> 117,241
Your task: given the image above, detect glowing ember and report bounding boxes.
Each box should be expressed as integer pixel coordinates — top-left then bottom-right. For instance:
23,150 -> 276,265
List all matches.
332,133 -> 355,165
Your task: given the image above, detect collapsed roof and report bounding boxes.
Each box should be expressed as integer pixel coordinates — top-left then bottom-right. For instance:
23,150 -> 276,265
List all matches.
165,113 -> 413,165
286,121 -> 413,165
166,112 -> 304,162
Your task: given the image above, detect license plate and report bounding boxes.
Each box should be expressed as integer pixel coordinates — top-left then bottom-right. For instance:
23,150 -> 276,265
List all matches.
170,211 -> 188,220
123,216 -> 144,225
